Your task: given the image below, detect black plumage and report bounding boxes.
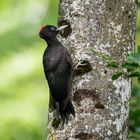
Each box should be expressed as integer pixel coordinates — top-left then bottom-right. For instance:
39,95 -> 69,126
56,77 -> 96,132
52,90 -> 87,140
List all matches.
39,25 -> 75,123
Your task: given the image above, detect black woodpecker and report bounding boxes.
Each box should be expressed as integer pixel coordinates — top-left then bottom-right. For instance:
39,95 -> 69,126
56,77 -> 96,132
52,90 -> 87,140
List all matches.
39,25 -> 75,123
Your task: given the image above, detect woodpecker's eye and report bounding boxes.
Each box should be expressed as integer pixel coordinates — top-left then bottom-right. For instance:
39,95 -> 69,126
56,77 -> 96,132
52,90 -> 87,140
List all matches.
51,27 -> 55,31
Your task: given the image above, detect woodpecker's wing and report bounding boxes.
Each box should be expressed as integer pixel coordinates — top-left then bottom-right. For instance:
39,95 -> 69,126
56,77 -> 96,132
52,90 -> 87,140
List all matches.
43,46 -> 73,101
58,50 -> 73,111
43,45 -> 63,94
49,49 -> 73,102
43,45 -> 63,72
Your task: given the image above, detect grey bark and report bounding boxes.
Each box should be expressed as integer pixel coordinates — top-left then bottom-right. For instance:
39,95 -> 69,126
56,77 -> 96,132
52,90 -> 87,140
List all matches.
47,0 -> 137,140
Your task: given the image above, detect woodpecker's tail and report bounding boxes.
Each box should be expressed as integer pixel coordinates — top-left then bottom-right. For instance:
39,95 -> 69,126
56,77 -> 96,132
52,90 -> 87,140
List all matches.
59,100 -> 75,123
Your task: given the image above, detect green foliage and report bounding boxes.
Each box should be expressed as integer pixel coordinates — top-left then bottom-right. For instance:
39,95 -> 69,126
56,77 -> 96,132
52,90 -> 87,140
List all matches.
107,61 -> 119,68
127,52 -> 140,65
129,85 -> 140,140
93,45 -> 140,81
111,72 -> 123,80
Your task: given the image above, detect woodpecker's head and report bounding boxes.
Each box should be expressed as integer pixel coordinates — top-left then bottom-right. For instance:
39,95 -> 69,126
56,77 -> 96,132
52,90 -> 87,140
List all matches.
39,25 -> 68,40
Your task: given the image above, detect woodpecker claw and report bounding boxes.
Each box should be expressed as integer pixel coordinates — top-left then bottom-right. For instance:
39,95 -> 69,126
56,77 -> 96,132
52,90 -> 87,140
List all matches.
74,59 -> 88,69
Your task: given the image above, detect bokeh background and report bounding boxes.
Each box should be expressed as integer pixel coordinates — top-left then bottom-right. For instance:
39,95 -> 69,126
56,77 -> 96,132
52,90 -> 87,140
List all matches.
0,0 -> 58,140
129,1 -> 140,140
0,0 -> 139,140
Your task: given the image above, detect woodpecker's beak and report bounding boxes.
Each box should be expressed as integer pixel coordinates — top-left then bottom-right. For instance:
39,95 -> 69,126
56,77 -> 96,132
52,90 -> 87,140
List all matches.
56,25 -> 68,31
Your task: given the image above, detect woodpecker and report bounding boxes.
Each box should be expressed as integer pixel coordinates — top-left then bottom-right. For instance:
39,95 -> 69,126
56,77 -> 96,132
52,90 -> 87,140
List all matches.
39,25 -> 75,123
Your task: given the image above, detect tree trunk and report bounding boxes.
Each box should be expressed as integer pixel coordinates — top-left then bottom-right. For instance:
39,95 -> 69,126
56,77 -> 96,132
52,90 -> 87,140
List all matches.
47,0 -> 137,140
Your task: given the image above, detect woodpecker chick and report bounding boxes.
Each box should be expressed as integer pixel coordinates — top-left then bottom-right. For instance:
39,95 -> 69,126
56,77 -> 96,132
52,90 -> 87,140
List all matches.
39,25 -> 75,123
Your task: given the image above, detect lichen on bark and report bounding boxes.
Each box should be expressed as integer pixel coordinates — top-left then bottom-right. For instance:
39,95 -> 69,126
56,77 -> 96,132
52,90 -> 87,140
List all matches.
47,0 -> 137,140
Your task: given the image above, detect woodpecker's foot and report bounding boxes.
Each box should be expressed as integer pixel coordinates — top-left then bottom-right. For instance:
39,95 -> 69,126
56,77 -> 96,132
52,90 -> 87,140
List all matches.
74,59 -> 87,69
74,59 -> 92,76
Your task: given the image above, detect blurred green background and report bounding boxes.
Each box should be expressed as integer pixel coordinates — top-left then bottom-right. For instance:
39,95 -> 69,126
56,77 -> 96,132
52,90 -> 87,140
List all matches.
129,1 -> 140,140
0,0 -> 58,140
0,0 -> 139,140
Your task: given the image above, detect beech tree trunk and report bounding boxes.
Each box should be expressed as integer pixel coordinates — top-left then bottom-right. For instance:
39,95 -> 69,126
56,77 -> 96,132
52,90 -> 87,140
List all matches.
47,0 -> 137,140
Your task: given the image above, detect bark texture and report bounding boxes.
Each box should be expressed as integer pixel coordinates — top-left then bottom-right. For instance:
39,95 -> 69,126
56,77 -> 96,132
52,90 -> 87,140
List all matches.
47,0 -> 137,140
